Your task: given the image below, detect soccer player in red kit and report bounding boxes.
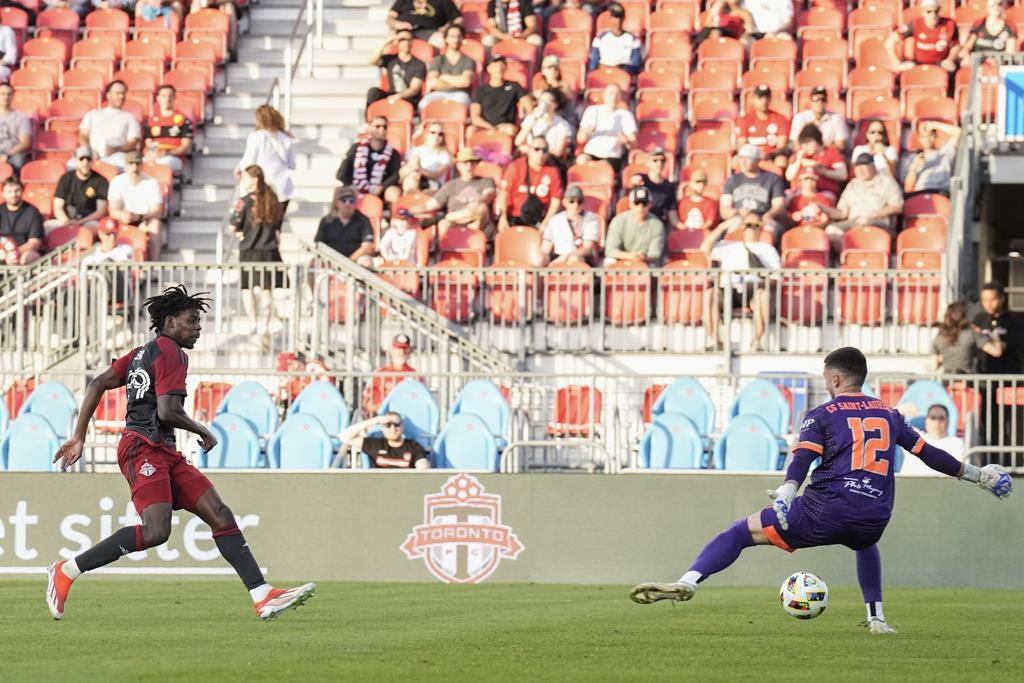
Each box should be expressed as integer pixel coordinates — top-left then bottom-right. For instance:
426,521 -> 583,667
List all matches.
46,286 -> 316,621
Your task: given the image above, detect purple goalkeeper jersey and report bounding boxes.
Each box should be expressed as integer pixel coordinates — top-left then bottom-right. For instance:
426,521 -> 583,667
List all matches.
795,393 -> 925,530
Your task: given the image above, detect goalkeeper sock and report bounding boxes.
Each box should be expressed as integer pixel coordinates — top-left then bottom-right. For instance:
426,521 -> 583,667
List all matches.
865,601 -> 886,623
685,519 -> 754,583
61,558 -> 82,581
213,526 -> 266,592
75,526 -> 142,572
856,544 -> 883,604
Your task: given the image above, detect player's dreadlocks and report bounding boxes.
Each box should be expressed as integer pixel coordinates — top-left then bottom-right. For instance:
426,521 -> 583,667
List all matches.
144,285 -> 211,333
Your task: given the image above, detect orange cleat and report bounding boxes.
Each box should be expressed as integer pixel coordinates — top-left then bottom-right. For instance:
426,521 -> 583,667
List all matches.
46,561 -> 74,620
254,583 -> 317,621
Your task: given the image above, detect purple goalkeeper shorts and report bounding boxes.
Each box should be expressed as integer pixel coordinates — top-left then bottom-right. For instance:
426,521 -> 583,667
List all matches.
759,497 -> 885,553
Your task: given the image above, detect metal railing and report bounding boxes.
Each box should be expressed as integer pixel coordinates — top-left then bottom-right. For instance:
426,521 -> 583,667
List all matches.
266,0 -> 323,124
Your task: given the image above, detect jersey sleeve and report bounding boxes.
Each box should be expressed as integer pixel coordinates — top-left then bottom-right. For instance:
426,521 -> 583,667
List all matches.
794,413 -> 825,456
153,345 -> 188,397
110,347 -> 139,380
892,409 -> 925,455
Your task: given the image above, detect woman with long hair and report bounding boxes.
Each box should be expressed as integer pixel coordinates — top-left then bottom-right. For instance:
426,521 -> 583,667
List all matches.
234,104 -> 296,212
230,165 -> 285,337
932,301 -> 975,373
850,118 -> 898,177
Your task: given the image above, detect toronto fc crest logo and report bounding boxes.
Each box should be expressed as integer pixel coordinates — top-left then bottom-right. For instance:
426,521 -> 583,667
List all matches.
401,474 -> 524,584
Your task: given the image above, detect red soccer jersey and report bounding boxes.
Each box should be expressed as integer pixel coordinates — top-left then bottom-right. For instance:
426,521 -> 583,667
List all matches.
362,363 -> 420,414
900,17 -> 958,65
502,158 -> 563,218
787,192 -> 834,228
677,195 -> 719,230
146,110 -> 194,153
111,335 -> 188,448
737,112 -> 791,155
792,147 -> 846,197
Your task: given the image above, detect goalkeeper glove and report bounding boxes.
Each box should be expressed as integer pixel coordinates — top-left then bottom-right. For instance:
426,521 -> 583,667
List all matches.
767,482 -> 798,530
961,463 -> 1013,500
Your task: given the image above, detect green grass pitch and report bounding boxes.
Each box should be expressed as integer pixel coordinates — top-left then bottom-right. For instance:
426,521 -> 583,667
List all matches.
2,580 -> 1022,682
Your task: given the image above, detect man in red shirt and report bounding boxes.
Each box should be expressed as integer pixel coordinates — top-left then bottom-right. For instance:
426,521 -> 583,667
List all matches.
145,85 -> 193,175
785,123 -> 847,199
886,0 -> 960,72
677,170 -> 719,231
786,170 -> 834,231
361,333 -> 422,416
736,84 -> 790,157
496,137 -> 563,231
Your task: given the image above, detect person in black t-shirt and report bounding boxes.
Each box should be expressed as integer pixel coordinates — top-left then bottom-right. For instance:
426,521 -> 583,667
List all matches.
313,186 -> 375,265
972,280 -> 1024,455
468,55 -> 527,138
367,31 -> 427,108
626,147 -> 679,228
387,0 -> 461,48
342,411 -> 431,469
230,165 -> 285,336
45,146 -> 109,233
0,177 -> 43,264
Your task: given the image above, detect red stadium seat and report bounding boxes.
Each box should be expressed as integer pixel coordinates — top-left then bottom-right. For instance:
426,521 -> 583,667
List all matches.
95,386 -> 129,433
904,192 -> 952,223
895,250 -> 942,324
645,31 -> 692,73
648,7 -> 697,38
429,258 -> 479,323
22,182 -> 55,217
848,6 -> 896,59
603,261 -> 651,326
460,2 -> 488,36
44,97 -> 90,131
5,377 -> 36,419
780,262 -> 829,326
837,257 -> 888,325
841,226 -> 892,267
947,382 -> 981,438
491,38 -> 537,75
34,129 -> 78,161
749,36 -> 797,82
439,227 -> 487,267
36,7 -> 80,54
855,37 -> 892,70
741,64 -> 791,101
666,228 -> 707,260
797,6 -> 846,40
20,158 -> 65,185
115,65 -> 162,93
851,95 -> 900,126
10,64 -> 58,94
801,36 -> 848,82
956,61 -> 998,121
21,36 -> 67,79
547,385 -> 603,437
542,262 -> 594,327
696,37 -> 744,86
848,66 -> 895,102
184,8 -> 229,63
636,67 -> 686,102
0,6 -> 29,54
548,8 -> 594,40
486,227 -> 541,324
659,254 -> 709,325
781,226 -> 831,268
689,92 -> 737,126
194,381 -> 233,423
466,129 -> 512,159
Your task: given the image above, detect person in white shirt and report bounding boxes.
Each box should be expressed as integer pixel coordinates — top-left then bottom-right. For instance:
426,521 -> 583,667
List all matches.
400,124 -> 453,193
540,185 -> 599,265
107,152 -> 165,261
743,0 -> 794,38
377,212 -> 419,265
76,80 -> 142,171
576,84 -> 637,169
0,83 -> 31,171
0,24 -> 18,83
588,3 -> 642,74
789,86 -> 849,151
81,217 -> 135,266
514,88 -> 573,159
899,404 -> 964,476
234,104 -> 297,209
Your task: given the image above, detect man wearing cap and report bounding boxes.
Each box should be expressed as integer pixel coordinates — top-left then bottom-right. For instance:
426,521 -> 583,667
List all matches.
785,123 -> 847,198
789,85 -> 849,151
588,3 -> 643,74
628,148 -> 678,228
541,184 -> 600,265
45,146 -> 109,234
737,84 -> 791,157
484,0 -> 543,48
368,31 -> 428,109
418,147 -> 498,236
337,115 -> 403,206
107,151 -> 164,260
361,334 -> 422,416
77,80 -> 142,171
820,153 -> 904,254
498,136 -> 562,231
887,0 -> 960,72
80,217 -> 133,306
677,171 -> 719,232
0,84 -> 31,173
387,0 -> 462,49
903,120 -> 961,195
576,84 -> 637,170
469,56 -> 528,139
0,177 -> 43,265
313,186 -> 376,266
786,170 -> 834,231
605,186 -> 665,265
420,25 -> 476,110
720,144 -> 787,236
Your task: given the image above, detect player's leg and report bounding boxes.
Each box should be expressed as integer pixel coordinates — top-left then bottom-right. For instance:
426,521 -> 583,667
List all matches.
856,544 -> 897,634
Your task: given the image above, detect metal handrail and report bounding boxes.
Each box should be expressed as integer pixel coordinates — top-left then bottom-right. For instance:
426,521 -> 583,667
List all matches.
265,0 -> 320,123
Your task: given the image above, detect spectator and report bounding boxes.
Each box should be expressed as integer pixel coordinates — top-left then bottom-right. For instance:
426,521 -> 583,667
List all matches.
419,25 -> 475,110
342,412 -> 431,469
789,85 -> 849,151
719,144 -> 786,236
44,146 -> 109,233
367,31 -> 427,109
849,119 -> 898,177
485,0 -> 543,47
387,0 -> 461,50
497,137 -> 563,231
399,123 -> 453,193
417,147 -> 497,236
588,3 -> 642,74
234,104 -> 296,211
785,123 -> 847,199
902,121 -> 961,196
468,56 -> 527,138
377,211 -> 418,265
700,212 -> 780,351
0,178 -> 42,264
108,151 -> 165,261
744,0 -> 794,39
694,0 -> 752,46
900,404 -> 964,475
627,147 -> 678,228
144,85 -> 193,175
540,185 -> 599,265
820,153 -> 903,253
515,88 -> 573,159
361,333 -> 421,416
77,81 -> 141,171
532,55 -> 577,105
313,186 -> 375,266
137,0 -> 185,26
737,84 -> 790,157
0,23 -> 17,83
337,116 -> 402,206
576,84 -> 637,170
973,281 -> 1024,455
962,0 -> 1016,59
677,171 -> 719,231
604,186 -> 665,265
932,301 -> 975,374
887,0 -> 960,73
81,217 -> 134,266
0,84 -> 30,172
785,170 -> 833,231
230,165 -> 284,337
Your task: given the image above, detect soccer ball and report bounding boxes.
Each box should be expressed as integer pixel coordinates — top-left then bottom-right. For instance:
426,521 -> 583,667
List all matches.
780,571 -> 829,619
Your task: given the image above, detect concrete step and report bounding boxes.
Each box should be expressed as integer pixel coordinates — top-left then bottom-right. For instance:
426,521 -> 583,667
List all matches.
183,184 -> 337,204
226,77 -> 375,97
227,62 -> 379,81
250,6 -> 390,22
236,47 -> 377,66
191,167 -> 342,187
215,92 -> 369,113
204,123 -> 361,142
181,199 -> 331,221
214,104 -> 365,126
200,151 -> 344,172
242,32 -> 388,52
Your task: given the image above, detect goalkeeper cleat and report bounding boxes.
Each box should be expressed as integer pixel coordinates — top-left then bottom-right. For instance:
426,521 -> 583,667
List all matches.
864,618 -> 898,634
629,581 -> 696,605
46,561 -> 74,621
255,582 -> 317,621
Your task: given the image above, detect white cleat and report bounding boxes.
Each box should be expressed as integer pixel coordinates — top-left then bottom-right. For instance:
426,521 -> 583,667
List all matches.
629,581 -> 697,605
255,583 -> 317,621
865,618 -> 898,634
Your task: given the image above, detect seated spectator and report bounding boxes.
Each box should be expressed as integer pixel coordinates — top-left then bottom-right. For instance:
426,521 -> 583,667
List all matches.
137,0 -> 185,26
144,85 -> 193,175
627,147 -> 678,228
230,165 -> 284,337
744,0 -> 794,39
887,0 -> 960,73
76,81 -> 142,172
399,123 -> 453,193
532,55 -> 577,106
588,3 -> 642,75
694,0 -> 752,46
677,171 -> 719,231
790,86 -> 848,151
498,137 -> 563,231
719,144 -> 787,236
849,119 -> 898,177
0,23 -> 17,83
485,0 -> 543,47
540,185 -> 599,265
0,177 -> 42,264
361,333 -> 421,416
367,31 -> 427,109
900,404 -> 964,475
604,186 -> 665,265
377,211 -> 418,265
514,88 -> 573,159
45,146 -> 109,234
737,84 -> 790,157
387,0 -> 461,50
419,25 -> 475,110
933,301 -> 975,374
576,85 -> 637,171
0,84 -> 30,172
902,121 -> 961,196
962,0 -> 1016,60
785,124 -> 847,199
313,186 -> 375,266
108,152 -> 164,261
336,116 -> 402,206
468,56 -> 527,139
700,212 -> 780,351
342,412 -> 431,469
417,148 -> 497,236
82,218 -> 134,266
234,104 -> 296,212
820,153 -> 904,253
785,170 -> 833,231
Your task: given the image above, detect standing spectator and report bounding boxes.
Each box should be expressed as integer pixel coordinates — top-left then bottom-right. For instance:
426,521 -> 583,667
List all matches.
313,186 -> 375,266
515,88 -> 573,159
627,147 -> 678,228
108,152 -> 165,261
785,170 -> 833,230
588,3 -> 642,74
789,85 -> 849,151
0,84 -> 30,172
903,121 -> 961,196
0,23 -> 17,83
540,185 -> 599,265
234,104 -> 296,211
484,0 -> 543,47
532,55 -> 577,105
44,146 -> 109,233
417,148 -> 497,236
820,153 -> 903,253
497,137 -> 563,231
677,171 -> 719,231
744,0 -> 794,39
962,0 -> 1017,59
576,84 -> 637,170
387,0 -> 461,50
399,123 -> 453,194
377,211 -> 419,265
887,0 -> 960,73
144,85 -> 193,175
419,25 -> 475,110
77,81 -> 142,171
719,144 -> 787,236
900,404 -> 964,475
785,123 -> 847,199
230,165 -> 284,337
849,119 -> 898,177
932,301 -> 975,374
604,186 -> 665,265
468,56 -> 527,138
337,116 -> 402,206
361,333 -> 421,416
367,31 -> 427,109
342,413 -> 431,469
0,178 -> 42,264
737,84 -> 790,157
973,281 -> 1024,455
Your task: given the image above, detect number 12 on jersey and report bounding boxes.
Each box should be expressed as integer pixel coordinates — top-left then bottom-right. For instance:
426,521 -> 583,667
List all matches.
846,417 -> 891,475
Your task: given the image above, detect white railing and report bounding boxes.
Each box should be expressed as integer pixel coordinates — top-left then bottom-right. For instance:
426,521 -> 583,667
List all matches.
266,0 -> 323,124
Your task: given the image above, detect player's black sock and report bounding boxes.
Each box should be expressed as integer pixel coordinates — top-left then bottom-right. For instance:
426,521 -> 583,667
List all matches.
75,526 -> 142,572
213,526 -> 265,590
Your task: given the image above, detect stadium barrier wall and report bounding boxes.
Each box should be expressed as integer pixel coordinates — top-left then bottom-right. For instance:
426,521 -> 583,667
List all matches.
1,473 -> 1021,588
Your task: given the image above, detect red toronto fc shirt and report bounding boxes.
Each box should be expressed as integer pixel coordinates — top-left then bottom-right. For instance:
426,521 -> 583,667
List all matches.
791,147 -> 846,198
111,335 -> 189,448
502,158 -> 563,217
899,17 -> 958,65
677,195 -> 719,230
737,112 -> 791,155
146,110 -> 194,152
787,192 -> 835,229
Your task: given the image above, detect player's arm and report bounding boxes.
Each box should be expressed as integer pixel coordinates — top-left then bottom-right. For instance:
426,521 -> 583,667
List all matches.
769,423 -> 826,529
340,415 -> 390,451
905,436 -> 1013,499
156,395 -> 216,451
53,366 -> 126,471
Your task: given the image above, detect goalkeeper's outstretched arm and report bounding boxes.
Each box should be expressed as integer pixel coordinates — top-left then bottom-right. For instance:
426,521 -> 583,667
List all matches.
914,441 -> 1013,499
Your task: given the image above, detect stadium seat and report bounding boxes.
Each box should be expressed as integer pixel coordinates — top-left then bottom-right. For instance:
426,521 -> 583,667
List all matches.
0,414 -> 61,471
94,388 -> 127,433
780,263 -> 828,326
841,226 -> 892,266
638,412 -> 704,469
713,414 -> 782,471
449,378 -> 510,449
36,7 -> 80,54
729,378 -> 791,436
0,6 -> 29,54
433,413 -> 499,471
848,6 -> 896,59
202,413 -> 262,468
487,226 -> 541,324
548,7 -> 594,41
267,414 -> 334,469
650,377 -> 715,436
837,258 -> 888,325
378,379 -> 440,449
897,380 -> 959,433
438,227 -> 487,267
429,259 -> 479,323
797,5 -> 846,39
0,397 -> 7,439
696,37 -> 744,86
547,385 -> 602,437
215,381 -> 280,440
4,378 -> 34,420
801,36 -> 848,82
20,380 -> 77,441
287,380 -> 350,448
20,158 -> 65,185
184,8 -> 230,63
781,226 -> 830,268
603,261 -> 651,326
659,256 -> 708,325
543,261 -> 594,326
895,252 -> 943,325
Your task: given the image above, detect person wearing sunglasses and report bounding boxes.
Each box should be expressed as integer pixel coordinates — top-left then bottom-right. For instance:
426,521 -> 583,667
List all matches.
605,186 -> 665,265
497,137 -> 562,233
850,119 -> 897,177
789,85 -> 848,151
540,184 -> 600,265
342,412 -> 431,469
515,88 -> 573,160
886,0 -> 960,73
313,186 -> 375,267
627,147 -> 679,229
962,0 -> 1017,61
367,30 -> 427,109
337,115 -> 403,206
819,152 -> 903,255
107,151 -> 166,261
676,170 -> 718,232
400,124 -> 453,193
737,84 -> 791,159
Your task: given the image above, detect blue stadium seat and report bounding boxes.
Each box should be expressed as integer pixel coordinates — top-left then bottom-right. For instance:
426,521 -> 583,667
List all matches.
0,398 -> 8,439
267,413 -> 335,469
201,413 -> 262,468
713,415 -> 781,472
21,380 -> 78,441
378,379 -> 440,450
0,414 -> 61,471
650,377 -> 715,436
896,380 -> 958,435
638,412 -> 704,469
215,381 -> 280,439
287,380 -> 350,448
760,372 -> 810,424
729,378 -> 791,436
448,379 -> 510,449
433,413 -> 499,471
